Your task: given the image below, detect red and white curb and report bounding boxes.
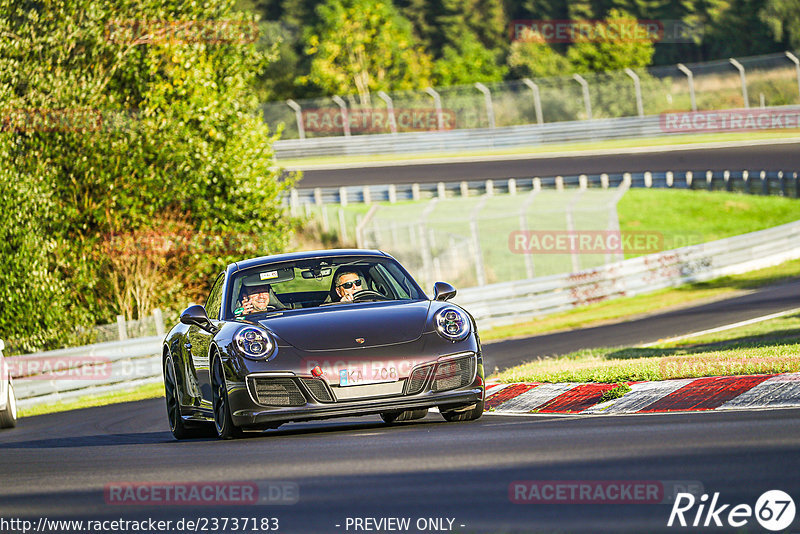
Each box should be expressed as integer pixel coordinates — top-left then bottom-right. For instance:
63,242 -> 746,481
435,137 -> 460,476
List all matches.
483,373 -> 800,414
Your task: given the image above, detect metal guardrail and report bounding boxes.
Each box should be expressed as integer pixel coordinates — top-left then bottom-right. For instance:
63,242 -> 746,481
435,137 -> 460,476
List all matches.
9,219 -> 800,409
288,169 -> 800,208
9,337 -> 163,409
274,105 -> 800,159
454,219 -> 800,328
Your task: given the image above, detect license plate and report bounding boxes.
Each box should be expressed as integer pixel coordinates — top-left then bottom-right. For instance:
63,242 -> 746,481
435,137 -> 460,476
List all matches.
339,367 -> 398,387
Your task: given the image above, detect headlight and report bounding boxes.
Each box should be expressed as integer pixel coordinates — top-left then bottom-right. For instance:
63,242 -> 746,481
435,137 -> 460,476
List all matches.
434,308 -> 471,342
234,327 -> 275,359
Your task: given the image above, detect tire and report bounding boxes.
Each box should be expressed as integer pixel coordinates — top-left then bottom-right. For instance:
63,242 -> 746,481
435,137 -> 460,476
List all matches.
0,380 -> 17,429
380,408 -> 428,424
211,355 -> 244,440
164,355 -> 213,440
441,399 -> 484,422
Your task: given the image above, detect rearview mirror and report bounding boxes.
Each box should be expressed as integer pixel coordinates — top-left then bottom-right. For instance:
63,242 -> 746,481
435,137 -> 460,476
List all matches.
180,304 -> 216,333
433,281 -> 457,301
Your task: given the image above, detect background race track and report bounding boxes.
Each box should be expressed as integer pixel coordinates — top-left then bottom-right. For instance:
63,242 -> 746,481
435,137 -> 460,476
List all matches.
294,141 -> 800,187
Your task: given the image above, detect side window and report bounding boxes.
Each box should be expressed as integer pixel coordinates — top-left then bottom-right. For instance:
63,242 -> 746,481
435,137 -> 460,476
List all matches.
205,273 -> 225,320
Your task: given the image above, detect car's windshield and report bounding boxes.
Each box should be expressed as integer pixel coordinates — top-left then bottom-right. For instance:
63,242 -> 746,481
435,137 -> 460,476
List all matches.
225,255 -> 426,319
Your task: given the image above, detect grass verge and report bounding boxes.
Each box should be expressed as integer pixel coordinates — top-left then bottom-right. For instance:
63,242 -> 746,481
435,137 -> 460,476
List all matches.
18,382 -> 164,418
480,257 -> 800,342
492,312 -> 800,384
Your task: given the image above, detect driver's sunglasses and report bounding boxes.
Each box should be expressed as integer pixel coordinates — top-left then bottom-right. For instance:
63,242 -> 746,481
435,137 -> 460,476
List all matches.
337,279 -> 362,290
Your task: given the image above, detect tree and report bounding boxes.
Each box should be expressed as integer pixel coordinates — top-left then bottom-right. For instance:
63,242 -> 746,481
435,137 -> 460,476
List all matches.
567,8 -> 655,72
507,32 -> 573,79
0,0 -> 294,348
302,0 -> 433,104
432,32 -> 508,85
760,0 -> 800,50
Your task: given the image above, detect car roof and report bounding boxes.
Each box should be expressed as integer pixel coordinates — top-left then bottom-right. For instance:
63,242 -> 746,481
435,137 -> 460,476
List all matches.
227,249 -> 391,275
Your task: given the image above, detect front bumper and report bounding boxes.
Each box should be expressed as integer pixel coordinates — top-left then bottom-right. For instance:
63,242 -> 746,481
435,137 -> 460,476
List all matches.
227,352 -> 484,428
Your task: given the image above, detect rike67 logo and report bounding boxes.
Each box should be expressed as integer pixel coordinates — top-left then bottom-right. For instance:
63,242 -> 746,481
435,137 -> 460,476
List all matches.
668,490 -> 795,531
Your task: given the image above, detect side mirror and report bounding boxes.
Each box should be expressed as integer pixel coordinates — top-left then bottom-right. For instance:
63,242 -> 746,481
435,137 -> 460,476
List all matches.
433,281 -> 457,301
180,304 -> 216,333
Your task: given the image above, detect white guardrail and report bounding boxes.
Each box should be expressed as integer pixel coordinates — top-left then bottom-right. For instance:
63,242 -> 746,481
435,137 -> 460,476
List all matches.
274,105 -> 800,159
454,219 -> 800,328
7,219 -> 800,409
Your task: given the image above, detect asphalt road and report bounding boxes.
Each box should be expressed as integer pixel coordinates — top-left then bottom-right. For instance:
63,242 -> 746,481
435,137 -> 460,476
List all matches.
296,142 -> 800,188
0,400 -> 798,533
482,277 -> 800,373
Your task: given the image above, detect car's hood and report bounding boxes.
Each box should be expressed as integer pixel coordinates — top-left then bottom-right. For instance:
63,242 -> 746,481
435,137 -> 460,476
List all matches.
258,300 -> 430,351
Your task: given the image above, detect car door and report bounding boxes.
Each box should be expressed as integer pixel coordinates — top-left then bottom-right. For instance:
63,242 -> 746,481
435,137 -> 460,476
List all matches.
186,272 -> 225,411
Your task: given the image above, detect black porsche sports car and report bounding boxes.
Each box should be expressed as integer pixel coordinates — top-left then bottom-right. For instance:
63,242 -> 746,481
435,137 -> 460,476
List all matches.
162,249 -> 485,439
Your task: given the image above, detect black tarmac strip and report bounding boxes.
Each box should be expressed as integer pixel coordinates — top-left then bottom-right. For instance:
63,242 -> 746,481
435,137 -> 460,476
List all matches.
482,277 -> 800,373
0,404 -> 798,533
294,142 -> 800,188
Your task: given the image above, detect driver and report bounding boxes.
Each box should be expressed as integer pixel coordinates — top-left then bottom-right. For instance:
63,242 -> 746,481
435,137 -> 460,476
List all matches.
334,271 -> 362,302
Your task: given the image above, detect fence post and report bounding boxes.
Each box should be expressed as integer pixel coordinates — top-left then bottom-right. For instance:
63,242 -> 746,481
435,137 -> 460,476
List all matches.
116,315 -> 127,341
522,78 -> 544,125
785,52 -> 800,102
460,181 -> 469,197
686,171 -> 693,189
555,176 -> 564,191
474,82 -> 495,129
778,171 -> 786,196
666,171 -> 674,188
338,208 -> 348,242
729,58 -> 749,108
724,170 -> 732,191
485,179 -> 494,196
508,178 -> 517,195
677,64 -> 697,111
286,99 -> 305,139
644,172 -> 653,188
624,68 -> 644,117
706,170 -> 714,191
153,308 -> 165,338
794,172 -> 799,198
362,186 -> 371,204
289,189 -> 299,216
412,183 -> 421,201
579,174 -> 588,189
761,170 -> 768,195
388,184 -> 397,204
437,182 -> 447,199
331,95 -> 351,136
377,90 -> 398,134
338,186 -> 348,206
573,74 -> 592,120
601,173 -> 609,189
743,170 -> 750,194
424,87 -> 445,131
314,188 -> 323,206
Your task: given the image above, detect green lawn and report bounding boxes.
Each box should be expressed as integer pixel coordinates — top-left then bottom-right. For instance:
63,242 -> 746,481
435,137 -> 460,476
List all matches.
18,382 -> 165,418
492,312 -> 800,384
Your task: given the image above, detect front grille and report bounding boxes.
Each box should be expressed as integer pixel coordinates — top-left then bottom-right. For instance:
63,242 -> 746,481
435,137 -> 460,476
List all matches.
301,378 -> 333,402
431,356 -> 476,392
405,365 -> 432,395
249,377 -> 306,406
